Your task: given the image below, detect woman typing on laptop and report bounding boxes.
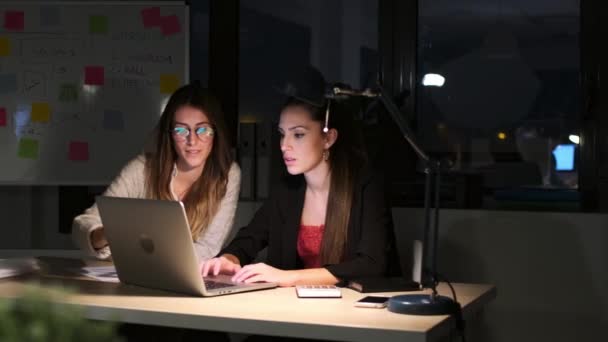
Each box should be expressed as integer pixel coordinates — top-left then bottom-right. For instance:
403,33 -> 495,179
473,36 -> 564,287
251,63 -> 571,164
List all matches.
201,66 -> 394,287
72,83 -> 240,262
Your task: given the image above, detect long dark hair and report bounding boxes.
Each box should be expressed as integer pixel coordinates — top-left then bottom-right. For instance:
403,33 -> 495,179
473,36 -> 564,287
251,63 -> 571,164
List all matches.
282,97 -> 367,264
145,83 -> 233,240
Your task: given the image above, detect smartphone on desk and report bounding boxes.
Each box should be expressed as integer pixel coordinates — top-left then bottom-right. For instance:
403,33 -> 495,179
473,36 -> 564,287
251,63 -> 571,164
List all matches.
354,296 -> 389,308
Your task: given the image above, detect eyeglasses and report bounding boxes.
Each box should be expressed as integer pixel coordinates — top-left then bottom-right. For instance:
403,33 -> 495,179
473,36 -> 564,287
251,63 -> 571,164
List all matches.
171,126 -> 215,141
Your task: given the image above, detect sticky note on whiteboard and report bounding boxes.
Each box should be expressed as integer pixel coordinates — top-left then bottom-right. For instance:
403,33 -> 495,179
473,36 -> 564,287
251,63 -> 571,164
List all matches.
160,74 -> 179,94
31,103 -> 51,123
141,7 -> 161,27
4,11 -> 24,31
18,138 -> 39,159
68,141 -> 89,161
0,73 -> 18,94
0,108 -> 7,127
160,15 -> 180,35
59,83 -> 78,102
0,37 -> 10,56
84,66 -> 104,85
89,15 -> 108,34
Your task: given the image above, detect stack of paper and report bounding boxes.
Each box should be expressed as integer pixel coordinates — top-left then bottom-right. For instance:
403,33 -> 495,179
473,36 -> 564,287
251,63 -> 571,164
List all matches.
0,258 -> 39,279
77,266 -> 119,283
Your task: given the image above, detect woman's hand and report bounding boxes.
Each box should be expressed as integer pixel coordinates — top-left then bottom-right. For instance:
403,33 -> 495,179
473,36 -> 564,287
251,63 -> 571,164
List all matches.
200,255 -> 241,277
231,263 -> 297,287
90,227 -> 108,250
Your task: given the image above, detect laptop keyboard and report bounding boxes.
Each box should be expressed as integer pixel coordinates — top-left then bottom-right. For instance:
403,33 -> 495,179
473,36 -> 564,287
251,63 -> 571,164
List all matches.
203,279 -> 234,290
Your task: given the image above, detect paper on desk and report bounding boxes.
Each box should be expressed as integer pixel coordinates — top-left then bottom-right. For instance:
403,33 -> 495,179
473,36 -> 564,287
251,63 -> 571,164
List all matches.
0,258 -> 39,279
77,265 -> 119,283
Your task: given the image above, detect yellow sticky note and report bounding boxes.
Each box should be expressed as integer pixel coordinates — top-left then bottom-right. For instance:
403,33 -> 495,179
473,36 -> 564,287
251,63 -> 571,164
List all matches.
160,74 -> 179,94
31,102 -> 51,123
0,37 -> 10,56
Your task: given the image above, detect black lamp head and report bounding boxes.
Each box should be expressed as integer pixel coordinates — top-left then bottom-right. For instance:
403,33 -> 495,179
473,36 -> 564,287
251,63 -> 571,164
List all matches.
274,65 -> 327,108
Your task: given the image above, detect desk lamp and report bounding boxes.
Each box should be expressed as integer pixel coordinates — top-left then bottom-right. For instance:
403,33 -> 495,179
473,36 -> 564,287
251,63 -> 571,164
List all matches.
332,85 -> 459,315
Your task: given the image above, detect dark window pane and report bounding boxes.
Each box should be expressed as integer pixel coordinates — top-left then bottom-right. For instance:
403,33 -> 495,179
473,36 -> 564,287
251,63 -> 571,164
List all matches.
418,0 -> 580,211
238,0 -> 378,200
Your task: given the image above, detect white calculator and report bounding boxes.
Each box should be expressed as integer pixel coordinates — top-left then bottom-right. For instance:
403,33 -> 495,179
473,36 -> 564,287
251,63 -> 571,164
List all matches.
295,285 -> 342,298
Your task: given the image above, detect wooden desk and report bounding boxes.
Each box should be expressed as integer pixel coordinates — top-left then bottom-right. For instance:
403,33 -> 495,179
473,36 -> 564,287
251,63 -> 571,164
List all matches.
0,256 -> 496,342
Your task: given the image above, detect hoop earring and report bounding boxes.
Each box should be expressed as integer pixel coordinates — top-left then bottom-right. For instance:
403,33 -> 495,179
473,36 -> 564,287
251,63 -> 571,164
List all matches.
323,149 -> 330,161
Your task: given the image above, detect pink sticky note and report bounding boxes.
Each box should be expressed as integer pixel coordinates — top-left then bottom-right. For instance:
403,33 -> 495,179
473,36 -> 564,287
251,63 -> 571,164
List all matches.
68,141 -> 89,161
4,11 -> 24,31
84,66 -> 104,85
141,7 -> 161,27
0,108 -> 6,127
160,15 -> 180,35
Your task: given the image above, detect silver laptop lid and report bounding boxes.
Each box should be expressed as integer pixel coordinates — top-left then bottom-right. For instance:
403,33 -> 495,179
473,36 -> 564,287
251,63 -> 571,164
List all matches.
96,196 -> 205,296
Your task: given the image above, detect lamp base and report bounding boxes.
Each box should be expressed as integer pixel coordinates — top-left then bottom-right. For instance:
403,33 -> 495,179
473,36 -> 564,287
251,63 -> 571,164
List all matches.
387,294 -> 459,315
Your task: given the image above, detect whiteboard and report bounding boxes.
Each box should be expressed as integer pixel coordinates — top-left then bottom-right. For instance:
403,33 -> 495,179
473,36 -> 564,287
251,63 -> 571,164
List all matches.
0,2 -> 188,184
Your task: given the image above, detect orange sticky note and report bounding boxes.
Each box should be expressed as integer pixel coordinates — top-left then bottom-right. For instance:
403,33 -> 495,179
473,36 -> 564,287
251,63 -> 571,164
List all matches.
0,37 -> 10,56
160,74 -> 179,94
31,102 -> 51,122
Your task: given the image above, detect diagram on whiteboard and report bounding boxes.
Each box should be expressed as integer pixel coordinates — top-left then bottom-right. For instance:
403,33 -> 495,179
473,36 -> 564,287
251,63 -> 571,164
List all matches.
0,4 -> 188,184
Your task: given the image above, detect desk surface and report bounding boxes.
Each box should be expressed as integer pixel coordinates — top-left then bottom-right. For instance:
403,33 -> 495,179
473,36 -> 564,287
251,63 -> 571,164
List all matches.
0,255 -> 496,342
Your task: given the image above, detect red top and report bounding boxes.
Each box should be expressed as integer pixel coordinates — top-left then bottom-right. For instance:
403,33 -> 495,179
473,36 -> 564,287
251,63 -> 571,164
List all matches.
297,224 -> 325,268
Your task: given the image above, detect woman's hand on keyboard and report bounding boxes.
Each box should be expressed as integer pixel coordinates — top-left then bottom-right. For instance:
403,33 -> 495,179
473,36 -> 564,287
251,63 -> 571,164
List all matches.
231,263 -> 297,287
200,254 -> 241,277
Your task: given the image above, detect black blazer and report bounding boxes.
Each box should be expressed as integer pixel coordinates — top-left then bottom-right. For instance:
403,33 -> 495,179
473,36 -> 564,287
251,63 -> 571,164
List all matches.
221,168 -> 394,281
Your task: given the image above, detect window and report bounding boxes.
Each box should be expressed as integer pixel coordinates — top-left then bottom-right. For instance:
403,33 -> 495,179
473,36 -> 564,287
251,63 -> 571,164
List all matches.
418,0 -> 580,210
237,0 -> 378,200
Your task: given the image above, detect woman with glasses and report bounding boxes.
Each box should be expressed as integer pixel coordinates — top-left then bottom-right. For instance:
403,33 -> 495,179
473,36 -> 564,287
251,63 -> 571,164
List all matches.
201,66 -> 395,289
72,83 -> 240,262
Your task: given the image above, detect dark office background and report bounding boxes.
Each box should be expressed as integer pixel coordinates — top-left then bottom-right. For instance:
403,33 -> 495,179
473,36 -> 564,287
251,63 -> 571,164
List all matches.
3,2 -> 606,341
56,0 -> 608,228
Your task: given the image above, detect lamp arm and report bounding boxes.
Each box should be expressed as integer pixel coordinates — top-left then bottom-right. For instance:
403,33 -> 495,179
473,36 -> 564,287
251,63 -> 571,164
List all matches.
376,85 -> 430,163
374,84 -> 441,291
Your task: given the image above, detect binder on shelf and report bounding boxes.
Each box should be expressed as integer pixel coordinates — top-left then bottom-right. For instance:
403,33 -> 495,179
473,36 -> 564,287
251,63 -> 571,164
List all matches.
238,122 -> 256,200
256,122 -> 271,200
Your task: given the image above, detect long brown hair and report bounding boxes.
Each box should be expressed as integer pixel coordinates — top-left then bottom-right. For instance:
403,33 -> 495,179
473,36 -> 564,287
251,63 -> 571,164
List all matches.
282,98 -> 366,265
145,83 -> 233,240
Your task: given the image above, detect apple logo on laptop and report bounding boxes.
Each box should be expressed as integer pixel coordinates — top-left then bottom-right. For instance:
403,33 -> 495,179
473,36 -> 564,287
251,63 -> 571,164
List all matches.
138,234 -> 155,254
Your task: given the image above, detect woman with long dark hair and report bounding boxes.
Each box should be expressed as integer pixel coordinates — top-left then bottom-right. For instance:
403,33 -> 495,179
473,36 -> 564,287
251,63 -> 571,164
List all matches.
201,66 -> 392,286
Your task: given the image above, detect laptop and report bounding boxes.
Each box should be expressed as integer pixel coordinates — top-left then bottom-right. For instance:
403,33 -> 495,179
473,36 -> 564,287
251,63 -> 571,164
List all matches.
96,196 -> 277,296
